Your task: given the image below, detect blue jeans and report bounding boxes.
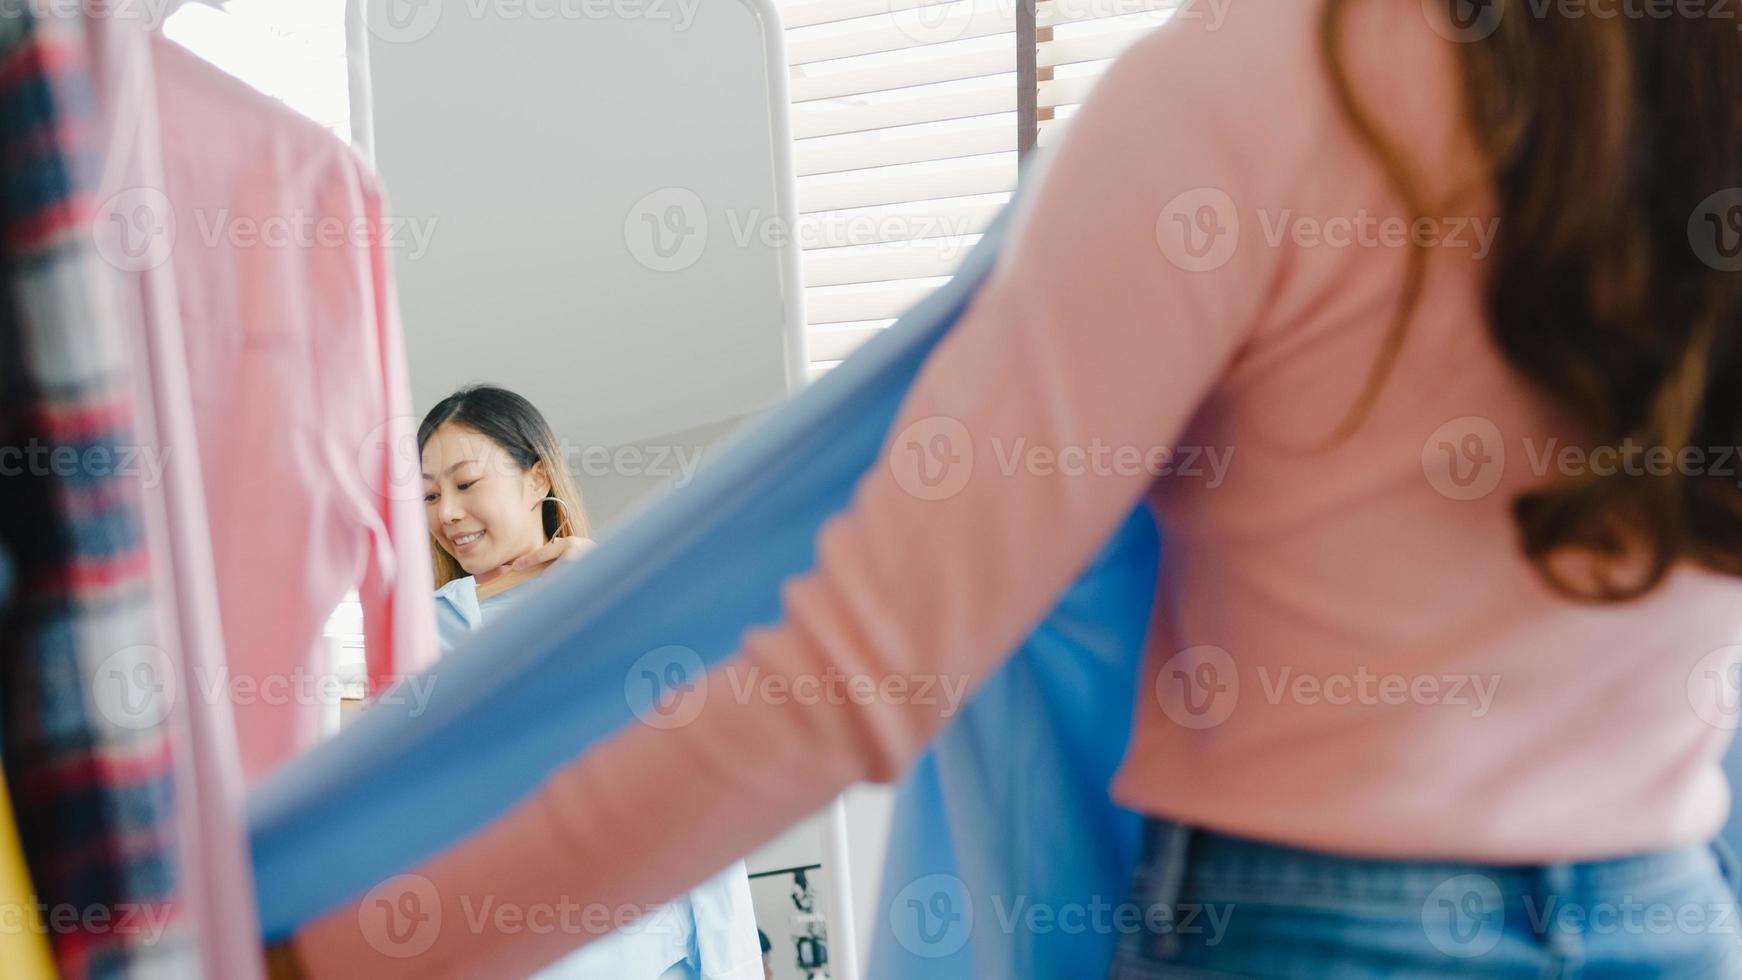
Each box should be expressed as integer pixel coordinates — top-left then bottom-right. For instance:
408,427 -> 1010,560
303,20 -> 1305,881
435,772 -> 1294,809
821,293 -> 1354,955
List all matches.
1106,819 -> 1742,979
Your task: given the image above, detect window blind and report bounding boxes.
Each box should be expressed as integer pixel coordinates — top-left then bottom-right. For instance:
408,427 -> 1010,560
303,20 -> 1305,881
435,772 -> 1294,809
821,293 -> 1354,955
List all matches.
776,0 -> 1179,379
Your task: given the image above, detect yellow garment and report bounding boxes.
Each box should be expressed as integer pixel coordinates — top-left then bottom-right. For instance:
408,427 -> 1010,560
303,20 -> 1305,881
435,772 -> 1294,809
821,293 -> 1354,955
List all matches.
0,768 -> 58,978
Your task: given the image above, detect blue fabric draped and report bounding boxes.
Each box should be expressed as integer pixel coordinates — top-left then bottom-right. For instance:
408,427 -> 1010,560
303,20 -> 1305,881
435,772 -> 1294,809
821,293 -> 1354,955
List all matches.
865,509 -> 1156,979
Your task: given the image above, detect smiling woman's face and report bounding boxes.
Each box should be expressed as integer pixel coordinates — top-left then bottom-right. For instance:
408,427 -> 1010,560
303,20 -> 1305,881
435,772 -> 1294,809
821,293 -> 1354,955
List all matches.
421,422 -> 550,576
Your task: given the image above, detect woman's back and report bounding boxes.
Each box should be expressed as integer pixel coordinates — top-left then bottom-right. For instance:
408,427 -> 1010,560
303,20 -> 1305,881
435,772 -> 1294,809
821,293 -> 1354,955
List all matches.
790,0 -> 1742,862
1107,0 -> 1742,859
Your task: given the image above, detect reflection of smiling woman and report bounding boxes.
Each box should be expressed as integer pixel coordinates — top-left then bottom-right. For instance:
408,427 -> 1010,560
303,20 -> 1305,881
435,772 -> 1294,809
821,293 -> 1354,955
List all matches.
417,385 -> 763,979
420,385 -> 596,648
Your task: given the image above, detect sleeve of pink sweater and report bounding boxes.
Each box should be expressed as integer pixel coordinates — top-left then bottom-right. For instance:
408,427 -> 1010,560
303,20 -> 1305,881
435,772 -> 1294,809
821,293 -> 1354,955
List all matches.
294,10 -> 1311,976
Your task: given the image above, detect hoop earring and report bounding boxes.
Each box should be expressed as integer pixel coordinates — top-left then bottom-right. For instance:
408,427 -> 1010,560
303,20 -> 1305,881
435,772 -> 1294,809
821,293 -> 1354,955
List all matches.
536,495 -> 574,539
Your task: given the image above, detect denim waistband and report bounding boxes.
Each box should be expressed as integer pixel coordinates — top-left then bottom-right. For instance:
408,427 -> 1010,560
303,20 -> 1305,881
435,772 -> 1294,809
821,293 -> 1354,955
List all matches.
1138,820 -> 1734,908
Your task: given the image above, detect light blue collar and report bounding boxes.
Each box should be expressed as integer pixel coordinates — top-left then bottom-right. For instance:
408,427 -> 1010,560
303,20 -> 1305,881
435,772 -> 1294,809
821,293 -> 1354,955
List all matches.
433,575 -> 482,630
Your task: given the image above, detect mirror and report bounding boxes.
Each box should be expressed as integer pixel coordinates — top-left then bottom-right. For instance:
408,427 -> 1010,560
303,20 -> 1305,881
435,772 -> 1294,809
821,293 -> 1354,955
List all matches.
361,1 -> 865,977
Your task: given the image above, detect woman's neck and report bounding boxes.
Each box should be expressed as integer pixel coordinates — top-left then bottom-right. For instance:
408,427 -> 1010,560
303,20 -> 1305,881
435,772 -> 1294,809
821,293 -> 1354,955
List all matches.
472,536 -> 549,598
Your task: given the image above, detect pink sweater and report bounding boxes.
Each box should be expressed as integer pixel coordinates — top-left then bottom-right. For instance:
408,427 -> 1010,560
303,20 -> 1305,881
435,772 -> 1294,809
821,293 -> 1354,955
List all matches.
296,2 -> 1742,974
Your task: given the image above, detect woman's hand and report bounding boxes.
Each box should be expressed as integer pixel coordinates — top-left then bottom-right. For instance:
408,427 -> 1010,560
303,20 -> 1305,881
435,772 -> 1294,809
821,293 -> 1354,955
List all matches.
477,537 -> 595,599
509,535 -> 596,572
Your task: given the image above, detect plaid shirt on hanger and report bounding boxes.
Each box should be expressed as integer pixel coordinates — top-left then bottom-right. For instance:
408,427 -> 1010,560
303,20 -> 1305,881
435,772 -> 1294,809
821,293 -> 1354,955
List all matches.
0,9 -> 193,979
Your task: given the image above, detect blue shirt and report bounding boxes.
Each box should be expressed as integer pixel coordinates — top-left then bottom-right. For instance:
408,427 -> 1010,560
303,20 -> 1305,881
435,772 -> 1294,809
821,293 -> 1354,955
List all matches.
434,576 -> 764,980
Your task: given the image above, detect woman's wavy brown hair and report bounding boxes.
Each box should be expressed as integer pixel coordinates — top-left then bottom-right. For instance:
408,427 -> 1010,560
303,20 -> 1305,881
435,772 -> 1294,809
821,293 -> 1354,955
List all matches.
1321,0 -> 1742,601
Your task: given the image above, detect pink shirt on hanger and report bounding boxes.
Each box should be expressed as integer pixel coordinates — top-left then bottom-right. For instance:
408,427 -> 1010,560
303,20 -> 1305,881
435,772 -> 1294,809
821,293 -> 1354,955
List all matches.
151,37 -> 438,783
